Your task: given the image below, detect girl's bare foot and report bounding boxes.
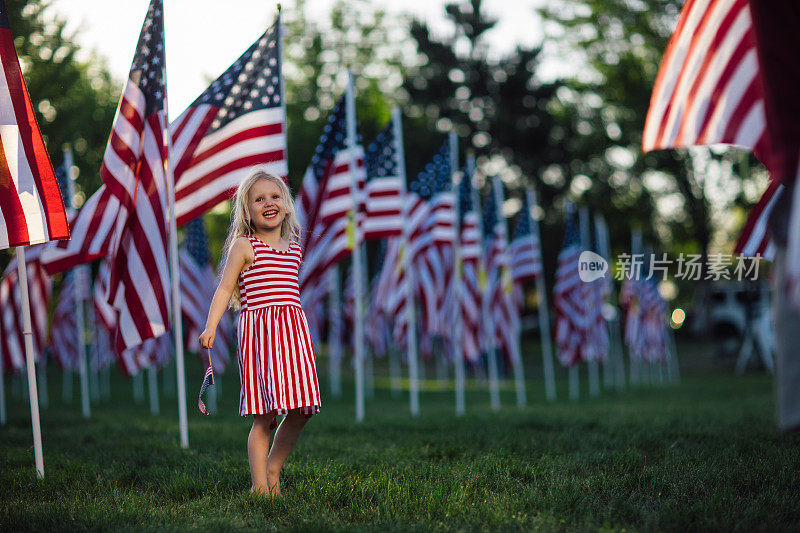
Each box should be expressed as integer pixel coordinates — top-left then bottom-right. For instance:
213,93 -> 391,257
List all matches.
266,473 -> 281,496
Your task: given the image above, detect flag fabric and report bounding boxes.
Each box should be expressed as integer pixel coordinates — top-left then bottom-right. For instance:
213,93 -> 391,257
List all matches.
510,192 -> 542,285
642,0 -> 800,288
553,207 -> 587,367
297,95 -> 365,296
171,14 -> 287,225
99,0 -> 171,354
456,165 -> 482,364
179,217 -> 231,372
0,244 -> 51,373
0,2 -> 69,249
197,360 -> 215,416
642,0 -> 767,154
407,139 -> 455,338
363,121 -> 403,240
621,272 -> 670,363
48,270 -> 81,371
735,179 -> 780,260
372,236 -> 410,350
482,180 -> 520,367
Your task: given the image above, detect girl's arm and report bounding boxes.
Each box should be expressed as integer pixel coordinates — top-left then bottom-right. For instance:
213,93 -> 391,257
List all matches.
199,237 -> 252,349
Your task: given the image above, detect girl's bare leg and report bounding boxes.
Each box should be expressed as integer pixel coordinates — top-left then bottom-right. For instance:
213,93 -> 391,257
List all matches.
248,414 -> 274,493
265,409 -> 309,495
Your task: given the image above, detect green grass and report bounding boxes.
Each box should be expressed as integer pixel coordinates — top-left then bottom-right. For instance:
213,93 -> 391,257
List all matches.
1,341 -> 799,531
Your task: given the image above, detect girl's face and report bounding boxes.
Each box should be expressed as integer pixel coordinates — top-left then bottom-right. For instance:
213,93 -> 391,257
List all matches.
247,179 -> 286,233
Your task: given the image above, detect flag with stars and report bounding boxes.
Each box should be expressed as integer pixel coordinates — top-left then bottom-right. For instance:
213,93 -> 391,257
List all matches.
510,192 -> 543,285
363,121 -> 403,240
171,12 -> 287,226
553,205 -> 589,367
407,138 -> 455,339
100,0 -> 171,354
297,95 -> 366,299
179,217 -> 231,372
456,163 -> 482,363
482,179 -> 520,367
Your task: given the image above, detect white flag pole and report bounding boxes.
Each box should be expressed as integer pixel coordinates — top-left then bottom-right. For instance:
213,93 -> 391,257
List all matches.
62,147 -> 91,419
346,70 -> 366,423
328,267 -> 343,398
527,188 -> 556,401
16,246 -> 45,478
579,206 -> 600,397
493,176 -> 526,407
449,132 -> 465,416
476,176 -> 500,411
392,108 -> 420,416
629,227 -> 643,387
162,15 -> 189,448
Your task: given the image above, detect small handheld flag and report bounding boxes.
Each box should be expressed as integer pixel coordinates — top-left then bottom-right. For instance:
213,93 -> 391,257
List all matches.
197,348 -> 215,416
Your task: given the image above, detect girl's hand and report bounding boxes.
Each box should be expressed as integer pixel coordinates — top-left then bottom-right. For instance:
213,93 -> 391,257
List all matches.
199,329 -> 215,349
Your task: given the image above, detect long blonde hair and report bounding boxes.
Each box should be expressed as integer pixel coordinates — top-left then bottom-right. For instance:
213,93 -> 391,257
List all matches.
222,168 -> 302,309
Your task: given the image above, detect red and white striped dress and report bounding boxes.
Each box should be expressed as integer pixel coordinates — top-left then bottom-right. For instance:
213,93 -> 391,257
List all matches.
237,235 -> 321,420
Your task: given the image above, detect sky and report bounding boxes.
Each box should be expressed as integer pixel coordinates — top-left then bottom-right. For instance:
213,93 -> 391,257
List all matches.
52,0 -> 548,115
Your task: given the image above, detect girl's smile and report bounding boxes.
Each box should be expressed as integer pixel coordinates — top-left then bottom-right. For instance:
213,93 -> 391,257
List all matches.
248,179 -> 286,231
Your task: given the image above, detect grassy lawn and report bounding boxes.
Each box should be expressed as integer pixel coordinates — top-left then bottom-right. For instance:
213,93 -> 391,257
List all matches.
1,340 -> 799,531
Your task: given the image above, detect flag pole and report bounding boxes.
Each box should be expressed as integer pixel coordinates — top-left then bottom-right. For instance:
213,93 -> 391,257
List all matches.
392,108 -> 419,416
449,132 -> 465,416
16,246 -> 44,478
493,176 -> 526,407
527,188 -> 556,401
346,69 -> 366,423
63,147 -> 91,418
162,13 -> 189,448
476,177 -> 500,411
629,227 -> 643,387
579,206 -> 600,397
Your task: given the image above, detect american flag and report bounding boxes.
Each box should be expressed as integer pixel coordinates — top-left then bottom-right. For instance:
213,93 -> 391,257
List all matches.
482,178 -> 520,367
363,121 -> 403,240
735,179 -> 780,260
510,192 -> 543,285
407,138 -> 455,338
39,12 -> 288,273
621,266 -> 669,363
297,94 -> 365,297
171,14 -> 287,225
553,206 -> 587,367
100,0 -> 172,355
197,359 -> 214,416
371,236 -> 410,350
583,229 -> 610,363
456,163 -> 482,364
179,217 -> 231,372
642,0 -> 800,281
0,0 -> 69,250
0,244 -> 51,373
48,270 -> 81,371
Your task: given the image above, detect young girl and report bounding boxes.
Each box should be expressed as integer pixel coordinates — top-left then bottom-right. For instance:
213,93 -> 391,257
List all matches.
199,168 -> 321,496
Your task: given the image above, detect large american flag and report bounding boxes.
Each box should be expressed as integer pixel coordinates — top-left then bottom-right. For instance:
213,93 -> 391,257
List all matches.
0,244 -> 50,373
363,121 -> 403,240
0,1 -> 69,249
171,14 -> 287,225
297,95 -> 365,298
40,11 -> 287,273
456,164 -> 482,364
407,139 -> 455,338
102,0 -> 171,355
642,0 -> 800,280
482,178 -> 520,367
179,218 -> 231,372
553,206 -> 587,367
